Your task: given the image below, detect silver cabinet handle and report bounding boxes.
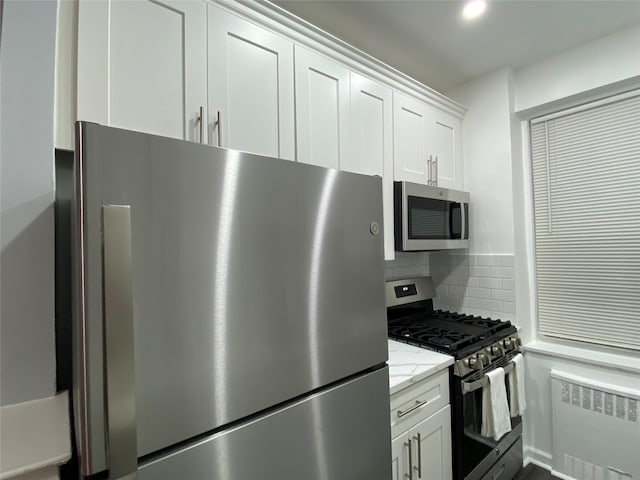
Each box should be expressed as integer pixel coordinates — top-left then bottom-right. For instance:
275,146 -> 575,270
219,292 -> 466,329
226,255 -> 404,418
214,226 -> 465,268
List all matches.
398,399 -> 428,418
414,433 -> 422,478
197,106 -> 205,144
426,156 -> 432,185
215,111 -> 222,147
405,439 -> 413,480
102,205 -> 138,479
433,156 -> 438,186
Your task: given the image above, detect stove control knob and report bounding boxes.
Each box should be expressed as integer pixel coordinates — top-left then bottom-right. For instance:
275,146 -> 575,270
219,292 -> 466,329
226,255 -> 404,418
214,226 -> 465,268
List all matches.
502,338 -> 514,350
477,352 -> 489,367
467,356 -> 481,370
490,345 -> 503,356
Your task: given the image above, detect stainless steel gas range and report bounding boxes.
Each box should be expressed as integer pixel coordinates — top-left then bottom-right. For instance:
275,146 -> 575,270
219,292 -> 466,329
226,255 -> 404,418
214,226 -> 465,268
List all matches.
386,277 -> 523,480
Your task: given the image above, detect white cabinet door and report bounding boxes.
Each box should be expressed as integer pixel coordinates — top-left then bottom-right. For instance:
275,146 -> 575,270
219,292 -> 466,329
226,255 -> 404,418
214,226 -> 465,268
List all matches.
411,405 -> 453,480
394,91 -> 464,189
349,72 -> 394,260
391,434 -> 409,480
294,46 -> 350,169
427,107 -> 463,190
393,91 -> 430,185
77,0 -> 207,142
207,5 -> 295,160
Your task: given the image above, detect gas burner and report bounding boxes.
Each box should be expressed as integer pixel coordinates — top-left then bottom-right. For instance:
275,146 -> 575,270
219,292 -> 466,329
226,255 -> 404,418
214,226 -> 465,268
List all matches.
416,328 -> 471,348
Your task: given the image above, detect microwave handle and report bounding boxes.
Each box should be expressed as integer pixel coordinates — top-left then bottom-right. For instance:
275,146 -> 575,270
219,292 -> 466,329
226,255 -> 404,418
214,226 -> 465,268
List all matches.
462,202 -> 467,240
449,203 -> 464,240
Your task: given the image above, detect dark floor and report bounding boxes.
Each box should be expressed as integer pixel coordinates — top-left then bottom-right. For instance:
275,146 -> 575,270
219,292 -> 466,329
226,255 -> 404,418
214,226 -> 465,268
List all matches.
515,464 -> 561,480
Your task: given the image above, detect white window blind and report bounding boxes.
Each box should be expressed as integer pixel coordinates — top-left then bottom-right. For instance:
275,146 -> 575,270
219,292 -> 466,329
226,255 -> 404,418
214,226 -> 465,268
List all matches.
530,91 -> 640,351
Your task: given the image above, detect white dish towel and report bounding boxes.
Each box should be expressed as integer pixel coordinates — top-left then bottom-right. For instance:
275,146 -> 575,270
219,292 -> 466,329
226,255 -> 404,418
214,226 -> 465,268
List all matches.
481,367 -> 512,441
508,353 -> 527,417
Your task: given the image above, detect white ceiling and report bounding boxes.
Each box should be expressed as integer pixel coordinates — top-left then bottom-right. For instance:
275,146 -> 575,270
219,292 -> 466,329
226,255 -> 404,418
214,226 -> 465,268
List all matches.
273,0 -> 640,93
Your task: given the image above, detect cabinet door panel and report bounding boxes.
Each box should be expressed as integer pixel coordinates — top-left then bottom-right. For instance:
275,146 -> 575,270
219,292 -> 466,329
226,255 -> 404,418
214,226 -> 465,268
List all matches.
350,73 -> 394,260
412,405 -> 452,480
429,108 -> 462,190
77,0 -> 206,142
208,6 -> 294,159
295,46 -> 350,169
393,92 -> 428,184
391,434 -> 408,480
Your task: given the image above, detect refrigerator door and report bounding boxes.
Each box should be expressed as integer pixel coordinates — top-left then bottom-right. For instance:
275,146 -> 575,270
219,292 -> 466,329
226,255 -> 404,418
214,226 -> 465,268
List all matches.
138,368 -> 392,480
72,123 -> 388,474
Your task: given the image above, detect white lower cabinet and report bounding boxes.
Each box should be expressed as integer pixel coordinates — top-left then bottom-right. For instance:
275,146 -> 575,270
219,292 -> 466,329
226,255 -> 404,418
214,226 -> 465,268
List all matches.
390,370 -> 452,480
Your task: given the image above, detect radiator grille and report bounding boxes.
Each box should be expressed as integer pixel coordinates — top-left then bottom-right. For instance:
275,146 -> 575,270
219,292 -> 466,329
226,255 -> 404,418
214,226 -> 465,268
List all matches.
550,371 -> 639,480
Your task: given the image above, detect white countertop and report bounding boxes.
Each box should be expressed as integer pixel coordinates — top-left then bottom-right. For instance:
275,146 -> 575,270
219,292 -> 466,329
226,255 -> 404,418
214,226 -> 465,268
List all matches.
388,339 -> 454,396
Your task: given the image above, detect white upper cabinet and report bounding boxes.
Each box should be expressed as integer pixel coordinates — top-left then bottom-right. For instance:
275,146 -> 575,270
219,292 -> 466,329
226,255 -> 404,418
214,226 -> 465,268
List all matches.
207,4 -> 295,160
393,91 -> 463,190
294,46 -> 350,169
77,0 -> 207,143
427,107 -> 463,190
349,72 -> 394,260
393,91 -> 430,185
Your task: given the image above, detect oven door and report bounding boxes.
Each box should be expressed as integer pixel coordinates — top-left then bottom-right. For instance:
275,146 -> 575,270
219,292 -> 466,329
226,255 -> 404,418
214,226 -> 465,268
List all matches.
455,361 -> 523,480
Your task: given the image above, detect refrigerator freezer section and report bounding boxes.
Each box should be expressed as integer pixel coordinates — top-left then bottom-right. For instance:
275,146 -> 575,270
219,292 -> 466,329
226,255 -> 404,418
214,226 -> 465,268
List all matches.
138,368 -> 392,480
72,123 -> 388,474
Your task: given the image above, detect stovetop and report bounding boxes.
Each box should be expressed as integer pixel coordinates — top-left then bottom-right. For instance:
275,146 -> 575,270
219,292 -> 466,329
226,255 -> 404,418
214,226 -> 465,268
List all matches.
387,309 -> 516,359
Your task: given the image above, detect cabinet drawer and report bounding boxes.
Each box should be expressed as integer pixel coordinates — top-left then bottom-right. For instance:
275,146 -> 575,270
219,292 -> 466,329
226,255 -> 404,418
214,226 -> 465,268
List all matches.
390,369 -> 449,439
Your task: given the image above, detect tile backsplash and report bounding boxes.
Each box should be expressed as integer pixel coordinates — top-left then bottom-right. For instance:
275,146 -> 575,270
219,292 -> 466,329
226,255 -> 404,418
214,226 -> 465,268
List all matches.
384,252 -> 430,281
429,253 -> 515,322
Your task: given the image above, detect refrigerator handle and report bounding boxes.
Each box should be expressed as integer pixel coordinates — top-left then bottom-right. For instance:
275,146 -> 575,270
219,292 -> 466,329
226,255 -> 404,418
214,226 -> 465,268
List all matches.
102,205 -> 138,479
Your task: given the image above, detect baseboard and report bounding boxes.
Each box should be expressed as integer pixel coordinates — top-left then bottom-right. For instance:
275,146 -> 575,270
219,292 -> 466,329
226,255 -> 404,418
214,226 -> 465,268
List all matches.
524,449 -> 582,480
524,446 -> 552,470
549,470 -> 577,480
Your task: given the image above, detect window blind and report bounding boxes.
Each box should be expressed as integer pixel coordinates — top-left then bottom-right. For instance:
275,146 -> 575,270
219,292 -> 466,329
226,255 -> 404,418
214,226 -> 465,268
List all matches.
530,91 -> 640,351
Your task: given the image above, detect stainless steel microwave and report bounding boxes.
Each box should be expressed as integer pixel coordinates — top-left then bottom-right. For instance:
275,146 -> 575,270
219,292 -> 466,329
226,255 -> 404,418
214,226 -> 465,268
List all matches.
394,181 -> 470,251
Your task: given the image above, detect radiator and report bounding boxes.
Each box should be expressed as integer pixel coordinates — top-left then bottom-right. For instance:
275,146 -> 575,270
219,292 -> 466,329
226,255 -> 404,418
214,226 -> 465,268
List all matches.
550,371 -> 640,480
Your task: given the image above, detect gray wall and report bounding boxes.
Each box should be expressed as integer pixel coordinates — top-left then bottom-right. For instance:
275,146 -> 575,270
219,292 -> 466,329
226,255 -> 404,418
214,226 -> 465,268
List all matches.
1,0 -> 58,405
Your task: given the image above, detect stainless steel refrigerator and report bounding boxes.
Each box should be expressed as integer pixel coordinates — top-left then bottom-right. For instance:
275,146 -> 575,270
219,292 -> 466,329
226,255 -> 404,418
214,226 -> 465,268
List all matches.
67,122 -> 391,479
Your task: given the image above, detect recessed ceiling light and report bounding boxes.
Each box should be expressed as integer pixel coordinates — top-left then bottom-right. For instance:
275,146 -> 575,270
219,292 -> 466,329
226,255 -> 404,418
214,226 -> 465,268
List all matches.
463,0 -> 487,20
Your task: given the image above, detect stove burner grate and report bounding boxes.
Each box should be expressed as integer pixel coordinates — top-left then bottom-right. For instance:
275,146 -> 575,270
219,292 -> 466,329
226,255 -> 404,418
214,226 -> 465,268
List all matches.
387,309 -> 514,355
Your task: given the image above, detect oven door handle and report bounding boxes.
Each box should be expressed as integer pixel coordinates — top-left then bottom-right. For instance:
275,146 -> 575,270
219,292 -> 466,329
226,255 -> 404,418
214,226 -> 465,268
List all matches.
462,361 -> 516,394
